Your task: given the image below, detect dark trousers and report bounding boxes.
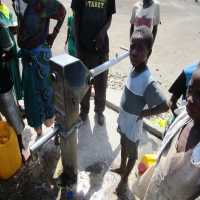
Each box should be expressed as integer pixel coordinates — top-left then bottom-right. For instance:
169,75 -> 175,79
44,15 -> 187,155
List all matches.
79,50 -> 109,114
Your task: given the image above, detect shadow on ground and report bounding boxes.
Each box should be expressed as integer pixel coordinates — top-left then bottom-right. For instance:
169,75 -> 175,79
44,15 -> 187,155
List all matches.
0,108 -> 122,200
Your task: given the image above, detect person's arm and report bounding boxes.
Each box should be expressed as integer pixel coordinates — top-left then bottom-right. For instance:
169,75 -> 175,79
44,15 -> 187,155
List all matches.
139,81 -> 169,119
130,5 -> 136,38
45,0 -> 66,47
95,15 -> 112,51
152,25 -> 158,43
168,71 -> 187,113
169,94 -> 179,113
95,0 -> 116,51
98,15 -> 112,36
152,3 -> 160,43
139,102 -> 169,118
130,24 -> 134,38
0,26 -> 14,62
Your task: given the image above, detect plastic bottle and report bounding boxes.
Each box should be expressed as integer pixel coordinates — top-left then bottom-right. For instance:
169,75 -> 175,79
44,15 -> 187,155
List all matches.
66,185 -> 76,200
66,191 -> 74,199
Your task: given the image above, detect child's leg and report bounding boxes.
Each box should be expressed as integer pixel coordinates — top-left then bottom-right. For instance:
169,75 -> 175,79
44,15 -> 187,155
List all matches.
121,139 -> 138,183
121,157 -> 137,183
111,135 -> 128,174
116,157 -> 136,195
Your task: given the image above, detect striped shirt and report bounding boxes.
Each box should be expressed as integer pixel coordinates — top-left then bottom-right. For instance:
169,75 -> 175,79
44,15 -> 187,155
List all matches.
117,67 -> 166,142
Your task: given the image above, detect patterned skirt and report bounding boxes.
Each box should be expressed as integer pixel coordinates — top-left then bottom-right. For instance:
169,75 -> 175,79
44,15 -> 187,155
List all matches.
21,44 -> 55,128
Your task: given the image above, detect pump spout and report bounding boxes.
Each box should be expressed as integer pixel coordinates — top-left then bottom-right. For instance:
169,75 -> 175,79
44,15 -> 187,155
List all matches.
90,51 -> 129,78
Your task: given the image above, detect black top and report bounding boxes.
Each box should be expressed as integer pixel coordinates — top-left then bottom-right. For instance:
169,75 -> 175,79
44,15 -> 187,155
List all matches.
168,71 -> 187,99
0,27 -> 13,94
16,0 -> 66,49
71,0 -> 116,53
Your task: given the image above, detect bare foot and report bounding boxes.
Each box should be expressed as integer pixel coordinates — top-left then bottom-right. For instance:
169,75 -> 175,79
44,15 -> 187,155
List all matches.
22,148 -> 31,161
111,167 -> 124,175
44,115 -> 55,127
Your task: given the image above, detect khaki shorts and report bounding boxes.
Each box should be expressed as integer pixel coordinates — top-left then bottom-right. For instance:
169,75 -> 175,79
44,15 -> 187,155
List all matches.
121,134 -> 138,160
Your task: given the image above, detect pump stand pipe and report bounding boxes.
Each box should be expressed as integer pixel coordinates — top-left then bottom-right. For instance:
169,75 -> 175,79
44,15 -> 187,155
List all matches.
30,125 -> 60,153
29,120 -> 82,154
89,51 -> 129,78
29,51 -> 129,154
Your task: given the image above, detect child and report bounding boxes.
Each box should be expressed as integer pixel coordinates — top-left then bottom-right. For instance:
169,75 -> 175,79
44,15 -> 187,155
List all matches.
130,0 -> 160,42
13,0 -> 66,136
112,27 -> 169,191
139,64 -> 200,200
169,61 -> 199,114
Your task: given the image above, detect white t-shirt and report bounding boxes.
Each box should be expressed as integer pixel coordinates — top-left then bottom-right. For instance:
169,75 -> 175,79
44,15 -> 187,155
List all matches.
130,0 -> 160,32
117,67 -> 166,142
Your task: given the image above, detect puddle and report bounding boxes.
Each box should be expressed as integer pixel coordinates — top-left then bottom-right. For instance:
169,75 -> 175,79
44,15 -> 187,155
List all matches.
77,162 -> 135,200
0,107 -> 160,200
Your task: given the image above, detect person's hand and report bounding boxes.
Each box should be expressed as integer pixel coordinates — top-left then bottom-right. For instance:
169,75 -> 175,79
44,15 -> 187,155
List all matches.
1,51 -> 13,62
169,100 -> 178,115
95,30 -> 106,52
9,26 -> 18,35
47,32 -> 57,48
137,110 -> 150,121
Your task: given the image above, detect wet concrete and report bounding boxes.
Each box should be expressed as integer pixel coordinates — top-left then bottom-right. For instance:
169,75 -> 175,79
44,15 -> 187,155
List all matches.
0,100 -> 161,199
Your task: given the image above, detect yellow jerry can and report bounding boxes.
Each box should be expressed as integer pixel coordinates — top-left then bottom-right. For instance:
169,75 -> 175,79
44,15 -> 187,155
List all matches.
0,121 -> 22,180
138,154 -> 157,176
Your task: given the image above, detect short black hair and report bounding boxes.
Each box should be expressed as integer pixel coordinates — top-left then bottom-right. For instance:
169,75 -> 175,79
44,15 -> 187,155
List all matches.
131,27 -> 154,50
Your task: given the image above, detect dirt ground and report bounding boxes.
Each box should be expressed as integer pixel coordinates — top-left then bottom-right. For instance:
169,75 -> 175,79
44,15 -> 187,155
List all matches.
1,0 -> 200,199
57,0 -> 200,94
0,102 -> 161,200
109,0 -> 200,94
5,0 -> 200,92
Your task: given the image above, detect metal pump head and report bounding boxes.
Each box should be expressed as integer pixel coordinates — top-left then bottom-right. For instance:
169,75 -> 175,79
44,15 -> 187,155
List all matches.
50,54 -> 90,99
50,54 -> 90,127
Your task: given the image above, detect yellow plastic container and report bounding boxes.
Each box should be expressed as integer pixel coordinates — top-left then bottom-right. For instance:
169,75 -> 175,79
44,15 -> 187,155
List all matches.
0,121 -> 22,180
142,154 -> 157,166
138,154 -> 157,175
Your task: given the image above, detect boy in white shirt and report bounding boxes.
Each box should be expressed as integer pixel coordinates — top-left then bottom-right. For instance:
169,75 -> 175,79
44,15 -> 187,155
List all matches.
111,27 -> 168,193
130,0 -> 160,42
